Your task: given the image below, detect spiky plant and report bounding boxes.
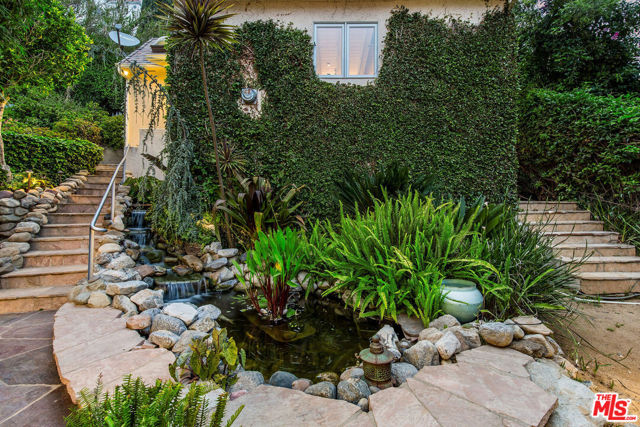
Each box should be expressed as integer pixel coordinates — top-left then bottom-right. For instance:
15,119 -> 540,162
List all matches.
159,0 -> 236,245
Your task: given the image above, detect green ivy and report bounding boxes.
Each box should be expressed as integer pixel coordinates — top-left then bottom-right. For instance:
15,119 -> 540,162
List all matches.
4,131 -> 103,184
518,88 -> 640,201
167,7 -> 518,219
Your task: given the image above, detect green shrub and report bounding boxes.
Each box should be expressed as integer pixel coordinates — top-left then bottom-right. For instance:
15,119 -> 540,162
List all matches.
518,89 -> 640,202
125,176 -> 162,205
66,375 -> 243,427
100,114 -> 125,149
585,195 -> 640,254
4,131 -> 103,183
167,8 -> 518,220
52,117 -> 103,145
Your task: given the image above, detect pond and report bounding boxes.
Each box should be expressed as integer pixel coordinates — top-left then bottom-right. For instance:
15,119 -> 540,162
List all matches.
168,290 -> 377,380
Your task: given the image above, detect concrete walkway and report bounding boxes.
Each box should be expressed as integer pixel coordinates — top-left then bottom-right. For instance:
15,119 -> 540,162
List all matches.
0,310 -> 72,426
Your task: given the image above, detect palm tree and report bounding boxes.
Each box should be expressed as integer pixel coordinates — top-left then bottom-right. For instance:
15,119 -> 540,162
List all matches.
160,0 -> 235,245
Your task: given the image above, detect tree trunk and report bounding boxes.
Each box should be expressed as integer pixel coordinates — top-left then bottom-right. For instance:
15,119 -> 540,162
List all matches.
199,48 -> 233,246
0,95 -> 11,182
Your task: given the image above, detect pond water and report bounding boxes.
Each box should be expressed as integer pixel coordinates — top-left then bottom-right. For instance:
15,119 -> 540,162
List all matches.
170,291 -> 378,380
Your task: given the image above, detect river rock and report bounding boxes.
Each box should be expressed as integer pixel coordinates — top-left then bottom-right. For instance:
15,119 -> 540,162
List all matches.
151,313 -> 187,336
126,313 -> 152,330
391,362 -> 418,385
204,242 -> 222,254
0,246 -> 20,258
98,243 -> 122,254
0,242 -> 30,253
87,291 -> 111,308
509,337 -> 547,358
403,339 -> 439,369
230,371 -> 265,393
397,313 -> 424,340
172,265 -> 192,276
135,264 -> 155,279
305,381 -> 337,399
316,372 -> 339,385
98,268 -> 140,283
8,232 -> 31,242
106,253 -> 136,270
291,378 -> 312,392
163,303 -> 198,325
340,367 -> 364,381
172,330 -> 207,353
0,198 -> 19,208
14,221 -> 39,234
105,280 -> 148,296
376,324 -> 401,359
217,279 -> 237,291
149,330 -> 179,349
435,331 -> 461,360
197,304 -> 221,320
182,254 -> 204,272
512,316 -> 553,336
418,327 -> 443,343
205,257 -> 228,271
479,322 -> 514,347
523,334 -> 556,358
337,378 -> 370,404
217,248 -> 238,258
429,314 -> 461,331
131,289 -> 163,310
269,371 -> 298,388
449,325 -> 481,351
189,314 -> 219,333
112,295 -> 138,316
504,319 -> 525,339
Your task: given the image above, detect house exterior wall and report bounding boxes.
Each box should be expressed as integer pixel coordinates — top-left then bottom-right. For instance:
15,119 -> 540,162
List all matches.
123,0 -> 502,176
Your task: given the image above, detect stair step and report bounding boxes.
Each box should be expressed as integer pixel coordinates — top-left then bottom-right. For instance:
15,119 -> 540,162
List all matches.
31,236 -> 90,251
561,256 -> 640,273
57,202 -> 110,214
578,272 -> 640,295
74,188 -> 109,196
554,243 -> 636,258
518,210 -> 592,222
0,265 -> 87,288
545,231 -> 619,245
22,249 -> 88,268
80,183 -> 111,190
48,213 -> 105,225
0,286 -> 72,314
86,176 -> 116,184
528,221 -> 604,232
66,194 -> 111,204
519,201 -> 579,211
39,223 -> 92,237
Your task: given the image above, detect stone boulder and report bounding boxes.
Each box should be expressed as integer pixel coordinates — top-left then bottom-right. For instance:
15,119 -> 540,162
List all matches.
337,378 -> 371,404
435,331 -> 462,360
230,371 -> 265,393
105,280 -> 148,296
403,340 -> 440,369
269,371 -> 298,388
205,257 -> 228,271
449,326 -> 481,351
217,248 -> 238,258
149,330 -> 179,349
512,316 -> 553,336
151,314 -> 187,336
339,367 -> 364,382
479,322 -> 514,347
130,289 -> 163,311
87,291 -> 111,308
418,327 -> 443,344
112,295 -> 138,316
428,314 -> 461,331
305,381 -> 337,399
376,324 -> 401,359
98,243 -> 122,254
182,254 -> 204,272
172,330 -> 207,354
126,313 -> 152,330
163,303 -> 198,326
391,362 -> 418,385
105,254 -> 136,270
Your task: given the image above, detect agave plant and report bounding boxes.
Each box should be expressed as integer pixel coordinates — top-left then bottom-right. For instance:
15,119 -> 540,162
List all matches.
159,0 -> 236,244
216,176 -> 305,247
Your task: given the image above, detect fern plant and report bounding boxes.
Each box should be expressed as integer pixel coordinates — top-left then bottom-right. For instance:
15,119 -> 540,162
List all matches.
65,375 -> 244,427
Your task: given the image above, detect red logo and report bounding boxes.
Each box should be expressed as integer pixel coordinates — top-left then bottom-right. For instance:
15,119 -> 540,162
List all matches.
592,393 -> 638,423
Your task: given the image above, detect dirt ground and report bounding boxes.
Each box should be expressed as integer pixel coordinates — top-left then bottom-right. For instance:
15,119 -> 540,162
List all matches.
554,299 -> 640,421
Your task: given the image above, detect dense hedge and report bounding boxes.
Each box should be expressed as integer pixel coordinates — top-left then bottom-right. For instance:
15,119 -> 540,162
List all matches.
4,132 -> 103,183
518,89 -> 640,201
167,8 -> 518,219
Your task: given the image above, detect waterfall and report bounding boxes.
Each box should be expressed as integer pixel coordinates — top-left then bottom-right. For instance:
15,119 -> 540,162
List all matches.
128,209 -> 150,247
158,276 -> 208,301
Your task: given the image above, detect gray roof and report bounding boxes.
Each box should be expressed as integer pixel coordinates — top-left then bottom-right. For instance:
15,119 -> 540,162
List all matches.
119,36 -> 167,67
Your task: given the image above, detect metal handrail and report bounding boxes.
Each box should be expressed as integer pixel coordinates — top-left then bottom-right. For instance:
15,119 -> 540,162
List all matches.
88,145 -> 130,280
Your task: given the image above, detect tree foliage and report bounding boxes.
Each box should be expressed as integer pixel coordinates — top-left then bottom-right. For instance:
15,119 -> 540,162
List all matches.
516,0 -> 640,93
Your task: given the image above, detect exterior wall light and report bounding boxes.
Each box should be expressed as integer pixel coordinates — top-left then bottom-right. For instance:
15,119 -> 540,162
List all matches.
241,88 -> 258,104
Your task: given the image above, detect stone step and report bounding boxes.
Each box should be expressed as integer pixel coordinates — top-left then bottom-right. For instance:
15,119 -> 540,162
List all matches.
86,176 -> 116,184
578,272 -> 640,295
518,210 -> 592,222
67,194 -> 111,204
554,243 -> 636,258
23,249 -> 88,268
79,183 -> 111,190
74,188 -> 109,196
545,231 -> 619,245
48,213 -> 105,225
528,220 -> 604,232
0,286 -> 71,314
0,265 -> 87,288
57,202 -> 110,214
39,223 -> 92,238
561,256 -> 640,273
31,236 -> 90,251
519,201 -> 579,211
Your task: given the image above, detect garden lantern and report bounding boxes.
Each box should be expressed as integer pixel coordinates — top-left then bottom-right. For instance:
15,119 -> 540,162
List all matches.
359,335 -> 393,389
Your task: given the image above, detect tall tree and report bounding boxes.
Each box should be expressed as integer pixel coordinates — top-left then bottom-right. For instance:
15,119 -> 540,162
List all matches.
0,0 -> 91,177
160,0 -> 236,245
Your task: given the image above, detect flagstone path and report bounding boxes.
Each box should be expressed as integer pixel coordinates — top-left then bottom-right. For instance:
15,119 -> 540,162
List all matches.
0,310 -> 72,426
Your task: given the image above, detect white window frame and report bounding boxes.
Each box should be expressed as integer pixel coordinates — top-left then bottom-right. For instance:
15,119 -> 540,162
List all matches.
313,22 -> 378,79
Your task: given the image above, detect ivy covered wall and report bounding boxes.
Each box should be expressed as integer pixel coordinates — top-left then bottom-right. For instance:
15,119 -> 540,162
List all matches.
167,7 -> 518,219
